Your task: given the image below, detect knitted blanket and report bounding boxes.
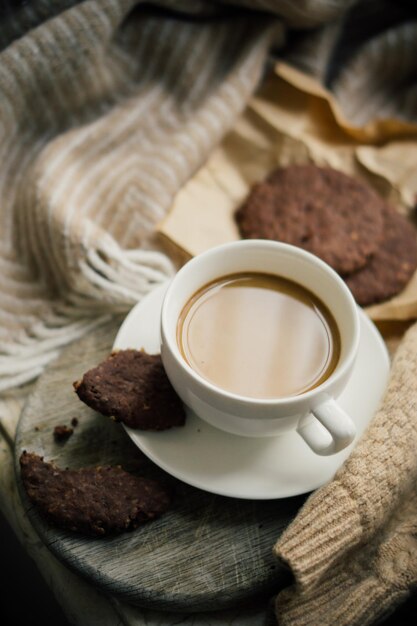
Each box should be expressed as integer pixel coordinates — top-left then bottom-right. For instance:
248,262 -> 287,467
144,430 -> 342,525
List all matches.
0,1 -> 416,624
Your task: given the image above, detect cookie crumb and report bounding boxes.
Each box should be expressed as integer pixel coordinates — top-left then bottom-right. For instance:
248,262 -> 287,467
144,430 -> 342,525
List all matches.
53,425 -> 74,442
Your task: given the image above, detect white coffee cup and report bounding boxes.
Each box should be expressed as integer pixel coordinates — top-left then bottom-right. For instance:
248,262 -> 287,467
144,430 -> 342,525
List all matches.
160,240 -> 359,456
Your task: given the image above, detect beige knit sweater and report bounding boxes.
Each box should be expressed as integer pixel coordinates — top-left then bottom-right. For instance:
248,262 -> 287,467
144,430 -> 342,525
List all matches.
0,2 -> 416,625
274,322 -> 417,625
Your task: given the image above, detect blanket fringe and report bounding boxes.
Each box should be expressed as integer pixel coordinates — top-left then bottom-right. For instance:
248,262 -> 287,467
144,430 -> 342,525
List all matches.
0,244 -> 174,393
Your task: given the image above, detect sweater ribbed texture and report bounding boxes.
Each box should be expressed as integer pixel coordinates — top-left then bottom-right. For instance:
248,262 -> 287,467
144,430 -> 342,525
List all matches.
274,322 -> 417,625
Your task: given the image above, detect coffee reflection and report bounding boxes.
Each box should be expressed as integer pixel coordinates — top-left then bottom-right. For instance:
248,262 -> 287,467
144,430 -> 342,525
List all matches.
177,273 -> 341,399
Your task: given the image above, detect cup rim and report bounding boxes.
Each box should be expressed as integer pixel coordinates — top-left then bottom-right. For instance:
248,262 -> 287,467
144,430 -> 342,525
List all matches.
161,240 -> 360,407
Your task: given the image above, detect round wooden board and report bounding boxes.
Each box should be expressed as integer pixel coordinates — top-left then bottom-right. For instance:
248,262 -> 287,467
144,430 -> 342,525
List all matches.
15,317 -> 305,612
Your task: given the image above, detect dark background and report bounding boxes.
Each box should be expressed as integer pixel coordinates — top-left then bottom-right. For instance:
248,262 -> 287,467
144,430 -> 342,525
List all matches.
0,510 -> 72,626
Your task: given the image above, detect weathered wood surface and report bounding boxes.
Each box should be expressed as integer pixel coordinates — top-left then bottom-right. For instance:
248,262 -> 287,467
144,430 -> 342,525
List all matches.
15,318 -> 304,612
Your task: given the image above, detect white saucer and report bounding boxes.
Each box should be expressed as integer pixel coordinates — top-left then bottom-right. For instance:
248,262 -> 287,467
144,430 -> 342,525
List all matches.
114,282 -> 390,499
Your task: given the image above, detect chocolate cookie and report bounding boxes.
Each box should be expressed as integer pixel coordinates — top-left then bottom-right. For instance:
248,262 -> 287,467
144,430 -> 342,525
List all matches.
74,349 -> 186,430
235,165 -> 385,275
345,205 -> 417,306
20,451 -> 170,536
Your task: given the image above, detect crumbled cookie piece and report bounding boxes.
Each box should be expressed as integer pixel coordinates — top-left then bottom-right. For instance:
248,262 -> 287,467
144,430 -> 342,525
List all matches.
20,451 -> 170,536
53,425 -> 74,442
235,164 -> 385,275
73,349 -> 186,430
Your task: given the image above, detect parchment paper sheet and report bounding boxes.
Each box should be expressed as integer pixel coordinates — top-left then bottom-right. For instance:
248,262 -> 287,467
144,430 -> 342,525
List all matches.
158,63 -> 417,321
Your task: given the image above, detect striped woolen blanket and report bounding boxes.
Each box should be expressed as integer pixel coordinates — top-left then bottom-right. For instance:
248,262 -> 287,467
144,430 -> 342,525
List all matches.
2,0 -> 417,392
0,0 -> 276,391
1,2 -> 417,626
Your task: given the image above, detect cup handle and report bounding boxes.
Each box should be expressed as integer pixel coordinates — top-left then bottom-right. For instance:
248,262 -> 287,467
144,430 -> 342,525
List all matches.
296,399 -> 356,456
